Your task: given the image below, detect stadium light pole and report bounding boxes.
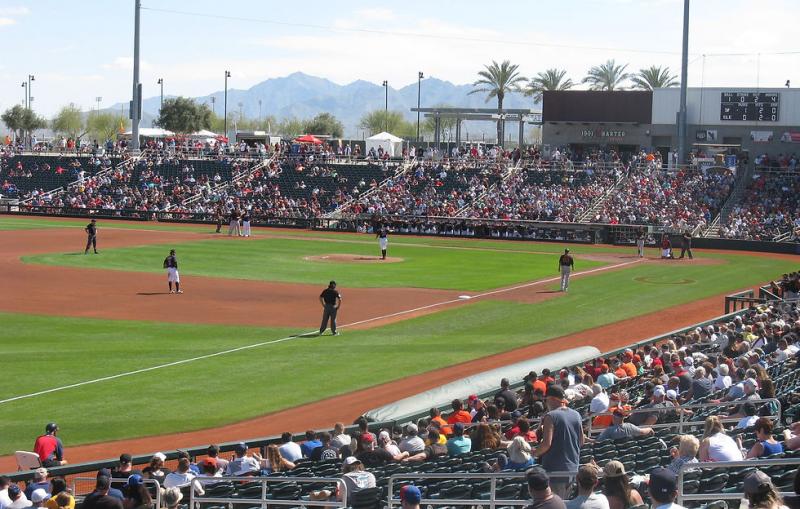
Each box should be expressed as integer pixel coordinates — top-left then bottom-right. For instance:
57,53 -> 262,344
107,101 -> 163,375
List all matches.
131,0 -> 141,151
417,71 -> 424,142
382,80 -> 388,132
210,96 -> 216,115
96,97 -> 103,113
21,81 -> 27,109
676,0 -> 690,165
224,70 -> 231,140
157,78 -> 163,111
28,75 -> 35,109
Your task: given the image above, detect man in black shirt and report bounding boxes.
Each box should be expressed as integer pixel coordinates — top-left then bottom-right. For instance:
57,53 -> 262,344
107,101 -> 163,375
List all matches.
558,249 -> 574,292
494,378 -> 519,412
309,432 -> 339,462
524,467 -> 566,509
84,219 -> 98,254
319,281 -> 342,336
163,249 -> 182,294
678,230 -> 693,259
82,475 -> 124,509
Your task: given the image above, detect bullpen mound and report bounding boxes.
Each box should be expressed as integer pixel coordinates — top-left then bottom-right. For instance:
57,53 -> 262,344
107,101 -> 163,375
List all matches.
305,254 -> 404,264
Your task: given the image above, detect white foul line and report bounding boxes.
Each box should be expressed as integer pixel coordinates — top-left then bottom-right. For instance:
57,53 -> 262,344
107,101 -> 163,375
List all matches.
0,258 -> 640,405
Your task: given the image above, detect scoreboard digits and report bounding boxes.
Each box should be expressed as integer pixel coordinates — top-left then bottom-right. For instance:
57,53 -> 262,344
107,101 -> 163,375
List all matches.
720,92 -> 780,122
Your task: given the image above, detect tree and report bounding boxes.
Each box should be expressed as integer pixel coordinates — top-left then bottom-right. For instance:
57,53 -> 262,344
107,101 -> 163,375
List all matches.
468,60 -> 527,145
277,117 -> 305,138
87,112 -> 127,142
51,104 -> 84,139
154,96 -> 213,134
359,110 -> 414,138
630,65 -> 679,90
582,59 -> 630,91
303,113 -> 344,138
1,105 -> 47,140
525,68 -> 574,103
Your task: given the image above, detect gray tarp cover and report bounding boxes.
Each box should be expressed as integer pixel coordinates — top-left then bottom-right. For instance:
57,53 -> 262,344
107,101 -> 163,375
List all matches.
365,346 -> 601,423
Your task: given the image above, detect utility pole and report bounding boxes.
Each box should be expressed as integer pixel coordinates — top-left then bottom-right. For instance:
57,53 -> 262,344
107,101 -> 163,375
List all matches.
258,99 -> 262,121
210,96 -> 216,115
382,80 -> 388,132
96,97 -> 103,113
224,70 -> 231,140
131,0 -> 142,151
677,0 -> 690,165
157,78 -> 164,111
417,72 -> 424,142
28,75 -> 35,109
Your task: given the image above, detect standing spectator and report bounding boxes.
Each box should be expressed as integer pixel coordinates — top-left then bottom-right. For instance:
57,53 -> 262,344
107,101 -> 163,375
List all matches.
602,461 -> 643,509
648,468 -> 686,509
278,433 -> 303,462
524,467 -> 567,509
33,424 -> 66,467
566,465 -> 609,509
534,385 -> 584,498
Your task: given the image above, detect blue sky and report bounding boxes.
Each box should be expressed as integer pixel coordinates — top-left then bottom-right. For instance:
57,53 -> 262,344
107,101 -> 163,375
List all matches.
1,0 -> 797,117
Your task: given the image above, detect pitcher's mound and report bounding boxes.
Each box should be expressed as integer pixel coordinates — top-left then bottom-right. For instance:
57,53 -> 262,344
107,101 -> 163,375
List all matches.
305,254 -> 404,264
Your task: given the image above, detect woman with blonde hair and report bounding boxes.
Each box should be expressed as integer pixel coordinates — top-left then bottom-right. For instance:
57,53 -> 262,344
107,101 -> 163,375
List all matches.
668,435 -> 699,474
699,416 -> 743,462
259,444 -> 295,474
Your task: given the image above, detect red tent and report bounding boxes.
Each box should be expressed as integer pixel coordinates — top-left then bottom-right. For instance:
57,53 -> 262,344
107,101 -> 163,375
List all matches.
294,134 -> 323,144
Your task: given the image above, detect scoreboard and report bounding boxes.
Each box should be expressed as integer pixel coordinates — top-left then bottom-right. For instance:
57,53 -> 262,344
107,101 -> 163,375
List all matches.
720,92 -> 780,122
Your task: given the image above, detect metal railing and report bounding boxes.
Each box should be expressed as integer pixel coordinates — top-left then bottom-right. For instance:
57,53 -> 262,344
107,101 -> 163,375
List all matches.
586,398 -> 781,436
676,458 -> 799,506
387,472 -> 525,509
189,475 -> 346,509
71,476 -> 162,508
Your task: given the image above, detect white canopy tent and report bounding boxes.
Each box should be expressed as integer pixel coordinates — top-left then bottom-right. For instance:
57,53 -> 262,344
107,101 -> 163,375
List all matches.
189,129 -> 218,138
365,131 -> 404,157
122,127 -> 174,138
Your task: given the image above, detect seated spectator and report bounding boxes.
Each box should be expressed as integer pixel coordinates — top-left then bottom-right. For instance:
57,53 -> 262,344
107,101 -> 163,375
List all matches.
398,424 -> 425,454
503,436 -> 535,471
338,457 -> 375,505
82,476 -> 122,509
495,378 -> 519,411
225,442 -> 260,476
404,429 -> 447,462
737,402 -> 760,429
629,385 -> 674,426
111,455 -> 138,480
122,475 -> 152,509
300,430 -> 322,458
163,458 -> 196,489
429,408 -> 453,436
525,467 -> 567,509
278,432 -> 303,462
204,445 -> 228,474
399,485 -> 421,509
714,363 -> 733,390
447,399 -> 473,425
309,432 -> 338,461
566,464 -> 609,509
648,468 -> 686,509
601,461 -> 643,509
95,470 -> 123,501
356,433 -> 407,467
667,435 -> 699,475
596,365 -> 618,389
44,479 -> 73,509
470,422 -> 502,451
596,408 -> 654,441
258,444 -> 295,474
141,453 -> 170,485
161,488 -> 182,509
743,470 -> 788,509
330,422 -> 352,451
24,469 -> 50,500
378,430 -> 402,456
684,367 -> 713,401
745,417 -> 784,458
446,422 -> 472,456
505,417 -> 538,443
782,421 -> 800,451
699,416 -> 743,462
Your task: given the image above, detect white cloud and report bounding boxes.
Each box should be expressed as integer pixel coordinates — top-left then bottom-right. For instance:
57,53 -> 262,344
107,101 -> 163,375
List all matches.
353,8 -> 395,21
0,6 -> 30,15
0,17 -> 16,26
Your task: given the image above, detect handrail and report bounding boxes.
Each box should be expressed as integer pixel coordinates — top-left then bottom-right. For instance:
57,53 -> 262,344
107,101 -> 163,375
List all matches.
71,476 -> 162,507
190,475 -> 346,508
676,457 -> 799,505
324,160 -> 412,219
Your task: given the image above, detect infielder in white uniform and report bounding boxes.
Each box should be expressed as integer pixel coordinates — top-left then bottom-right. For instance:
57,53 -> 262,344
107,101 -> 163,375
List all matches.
636,228 -> 646,258
376,225 -> 389,260
163,249 -> 183,294
558,248 -> 575,292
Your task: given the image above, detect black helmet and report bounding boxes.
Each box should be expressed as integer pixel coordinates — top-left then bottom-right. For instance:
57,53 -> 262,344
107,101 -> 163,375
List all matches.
45,422 -> 59,434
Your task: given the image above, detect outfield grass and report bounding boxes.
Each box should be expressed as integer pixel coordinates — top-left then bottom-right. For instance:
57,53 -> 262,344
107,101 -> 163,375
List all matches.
24,237 -> 607,291
2,245 -> 798,453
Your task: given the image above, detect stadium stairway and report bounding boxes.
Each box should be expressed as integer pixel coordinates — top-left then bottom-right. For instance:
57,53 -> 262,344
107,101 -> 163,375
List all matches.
702,164 -> 753,238
577,171 -> 627,223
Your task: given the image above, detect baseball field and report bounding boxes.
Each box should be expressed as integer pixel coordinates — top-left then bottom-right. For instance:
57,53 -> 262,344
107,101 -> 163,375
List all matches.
1,214 -> 797,469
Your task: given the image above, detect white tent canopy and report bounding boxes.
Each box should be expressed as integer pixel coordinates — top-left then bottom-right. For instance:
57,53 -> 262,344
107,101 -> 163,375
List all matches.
189,129 -> 218,138
122,127 -> 174,138
366,131 -> 404,157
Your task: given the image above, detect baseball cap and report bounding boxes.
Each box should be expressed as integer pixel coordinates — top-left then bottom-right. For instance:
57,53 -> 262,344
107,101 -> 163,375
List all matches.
378,430 -> 391,442
526,467 -> 550,491
744,378 -> 759,389
649,467 -> 678,497
360,433 -> 375,444
546,384 -> 566,400
453,422 -> 465,435
153,452 -> 167,462
468,394 -> 478,402
97,468 -> 112,478
666,389 -> 678,401
7,485 -> 21,499
31,489 -> 49,504
684,357 -> 694,366
603,460 -> 626,478
405,423 -> 418,434
672,361 -> 683,369
343,456 -> 362,466
400,485 -> 422,504
163,487 -> 183,507
234,442 -> 248,454
743,470 -> 773,495
126,474 -> 144,488
613,407 -> 629,418
34,467 -> 48,478
119,453 -> 132,464
653,385 -> 666,398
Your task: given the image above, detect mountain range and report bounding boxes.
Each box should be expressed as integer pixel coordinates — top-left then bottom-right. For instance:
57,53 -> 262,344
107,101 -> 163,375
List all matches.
117,72 -> 538,138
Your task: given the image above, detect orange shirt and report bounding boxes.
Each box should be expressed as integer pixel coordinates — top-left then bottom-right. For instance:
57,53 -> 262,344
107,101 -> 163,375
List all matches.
622,362 -> 637,378
592,404 -> 631,428
532,380 -> 547,394
432,416 -> 453,436
614,368 -> 628,379
447,410 -> 472,425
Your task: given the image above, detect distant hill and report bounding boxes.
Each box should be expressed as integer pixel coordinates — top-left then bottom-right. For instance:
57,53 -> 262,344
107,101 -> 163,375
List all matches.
117,72 -> 537,138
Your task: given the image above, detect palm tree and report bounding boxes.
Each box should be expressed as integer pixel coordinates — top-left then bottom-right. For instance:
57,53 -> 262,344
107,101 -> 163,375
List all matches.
582,59 -> 630,91
630,65 -> 679,90
469,60 -> 527,145
525,68 -> 574,103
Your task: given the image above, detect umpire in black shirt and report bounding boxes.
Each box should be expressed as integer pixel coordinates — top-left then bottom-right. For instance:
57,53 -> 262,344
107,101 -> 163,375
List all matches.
319,280 -> 342,336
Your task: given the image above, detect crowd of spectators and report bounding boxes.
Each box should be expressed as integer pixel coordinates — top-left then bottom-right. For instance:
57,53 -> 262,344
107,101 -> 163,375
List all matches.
721,173 -> 800,241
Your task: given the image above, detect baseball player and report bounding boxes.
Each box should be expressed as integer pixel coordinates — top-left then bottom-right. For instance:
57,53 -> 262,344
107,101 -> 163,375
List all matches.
558,248 -> 574,292
376,224 -> 389,260
660,234 -> 674,259
214,204 -> 224,234
228,208 -> 241,237
636,228 -> 646,258
319,281 -> 342,335
678,230 -> 693,259
163,249 -> 183,294
241,208 -> 252,237
84,219 -> 98,254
